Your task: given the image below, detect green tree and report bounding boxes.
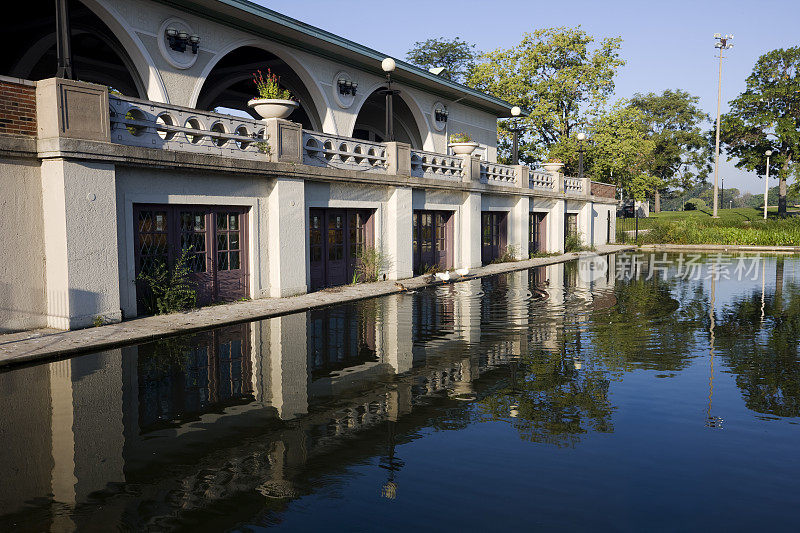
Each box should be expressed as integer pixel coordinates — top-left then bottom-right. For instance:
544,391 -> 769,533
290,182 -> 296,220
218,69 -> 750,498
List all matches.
629,90 -> 711,212
720,47 -> 800,216
406,37 -> 477,83
548,103 -> 656,197
467,27 -> 624,164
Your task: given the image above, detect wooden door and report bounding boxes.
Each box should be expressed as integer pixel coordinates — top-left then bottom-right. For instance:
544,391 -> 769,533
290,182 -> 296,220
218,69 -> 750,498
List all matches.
309,209 -> 325,290
325,210 -> 347,286
482,212 -> 505,264
213,210 -> 247,302
177,208 -> 214,304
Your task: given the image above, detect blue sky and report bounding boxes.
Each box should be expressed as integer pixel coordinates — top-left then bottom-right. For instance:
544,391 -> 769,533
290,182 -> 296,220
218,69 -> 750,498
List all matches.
257,0 -> 798,194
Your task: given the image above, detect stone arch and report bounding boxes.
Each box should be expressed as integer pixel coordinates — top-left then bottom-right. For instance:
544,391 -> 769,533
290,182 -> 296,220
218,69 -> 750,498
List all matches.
349,82 -> 431,150
0,0 -> 167,101
191,40 -> 329,132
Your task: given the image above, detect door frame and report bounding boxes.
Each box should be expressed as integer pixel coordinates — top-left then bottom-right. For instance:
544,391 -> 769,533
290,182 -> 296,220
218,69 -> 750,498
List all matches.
132,203 -> 249,312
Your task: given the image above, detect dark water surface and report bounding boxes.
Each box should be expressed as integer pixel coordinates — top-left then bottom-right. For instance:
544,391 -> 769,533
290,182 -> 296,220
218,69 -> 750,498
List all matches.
3,253 -> 800,531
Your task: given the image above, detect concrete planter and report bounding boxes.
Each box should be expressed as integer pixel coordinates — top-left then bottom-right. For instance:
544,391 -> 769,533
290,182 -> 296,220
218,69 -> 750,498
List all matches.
542,161 -> 564,173
248,98 -> 299,120
448,141 -> 479,155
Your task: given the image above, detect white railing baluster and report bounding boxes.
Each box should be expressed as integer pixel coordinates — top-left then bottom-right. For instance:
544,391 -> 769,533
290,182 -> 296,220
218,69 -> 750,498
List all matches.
410,149 -> 463,181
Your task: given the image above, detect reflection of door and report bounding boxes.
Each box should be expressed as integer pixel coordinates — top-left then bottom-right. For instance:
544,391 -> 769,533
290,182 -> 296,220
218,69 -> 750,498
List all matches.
134,205 -> 248,313
136,323 -> 252,432
413,210 -> 454,274
306,300 -> 378,379
309,208 -> 375,290
481,211 -> 507,265
529,212 -> 547,254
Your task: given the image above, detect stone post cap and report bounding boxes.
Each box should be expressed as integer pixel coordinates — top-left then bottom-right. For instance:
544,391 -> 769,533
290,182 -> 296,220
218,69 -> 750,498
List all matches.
36,77 -> 110,142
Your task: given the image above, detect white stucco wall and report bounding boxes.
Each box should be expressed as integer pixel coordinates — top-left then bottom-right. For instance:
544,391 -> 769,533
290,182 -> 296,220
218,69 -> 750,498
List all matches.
0,158 -> 46,331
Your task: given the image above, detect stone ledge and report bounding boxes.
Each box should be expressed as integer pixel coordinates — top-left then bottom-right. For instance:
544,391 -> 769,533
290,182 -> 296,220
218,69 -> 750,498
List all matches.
0,244 -> 633,368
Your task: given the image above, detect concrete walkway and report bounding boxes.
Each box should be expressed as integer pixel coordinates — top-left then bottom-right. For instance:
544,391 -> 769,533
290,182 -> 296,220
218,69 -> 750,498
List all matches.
0,245 -> 632,369
638,244 -> 800,254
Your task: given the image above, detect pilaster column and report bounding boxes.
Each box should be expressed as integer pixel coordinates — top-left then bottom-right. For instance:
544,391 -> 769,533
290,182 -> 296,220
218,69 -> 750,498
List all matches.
41,159 -> 121,329
460,192 -> 482,268
511,195 -> 530,259
386,186 -> 412,280
268,177 -> 307,297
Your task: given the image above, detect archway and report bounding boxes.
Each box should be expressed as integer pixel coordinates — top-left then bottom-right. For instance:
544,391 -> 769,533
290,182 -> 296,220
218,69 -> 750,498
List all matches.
195,46 -> 322,131
351,89 -> 424,149
0,0 -> 145,97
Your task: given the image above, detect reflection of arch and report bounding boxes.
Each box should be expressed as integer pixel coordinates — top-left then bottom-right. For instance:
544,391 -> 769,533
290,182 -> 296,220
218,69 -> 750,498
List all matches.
350,84 -> 428,150
192,42 -> 327,131
0,0 -> 166,101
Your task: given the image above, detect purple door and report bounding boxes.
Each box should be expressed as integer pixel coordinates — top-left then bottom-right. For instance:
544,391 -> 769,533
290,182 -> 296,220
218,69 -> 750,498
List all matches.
413,210 -> 454,274
309,208 -> 375,290
309,209 -> 325,290
481,211 -> 507,264
530,212 -> 547,254
134,204 -> 248,313
326,210 -> 347,286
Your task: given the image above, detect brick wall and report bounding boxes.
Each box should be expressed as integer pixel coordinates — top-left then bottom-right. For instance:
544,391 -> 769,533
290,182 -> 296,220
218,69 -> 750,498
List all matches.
591,181 -> 616,199
0,79 -> 36,136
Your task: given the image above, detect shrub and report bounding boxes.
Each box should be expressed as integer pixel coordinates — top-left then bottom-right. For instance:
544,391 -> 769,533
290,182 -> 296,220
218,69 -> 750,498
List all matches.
251,69 -> 293,100
449,132 -> 473,143
137,248 -> 197,315
492,245 -> 519,264
564,233 -> 582,252
355,247 -> 390,283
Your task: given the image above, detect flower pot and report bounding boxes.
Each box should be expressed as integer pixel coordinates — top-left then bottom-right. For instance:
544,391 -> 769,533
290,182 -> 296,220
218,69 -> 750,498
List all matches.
248,98 -> 299,120
449,142 -> 479,155
542,162 -> 564,173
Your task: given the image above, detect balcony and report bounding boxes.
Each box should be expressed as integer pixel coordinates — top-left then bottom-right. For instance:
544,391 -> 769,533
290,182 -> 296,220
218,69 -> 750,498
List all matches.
102,93 -> 612,199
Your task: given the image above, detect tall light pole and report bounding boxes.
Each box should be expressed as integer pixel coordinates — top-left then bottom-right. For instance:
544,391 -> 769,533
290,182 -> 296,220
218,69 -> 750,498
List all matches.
712,33 -> 734,218
510,106 -> 522,165
764,150 -> 773,220
577,132 -> 586,179
380,58 -> 398,142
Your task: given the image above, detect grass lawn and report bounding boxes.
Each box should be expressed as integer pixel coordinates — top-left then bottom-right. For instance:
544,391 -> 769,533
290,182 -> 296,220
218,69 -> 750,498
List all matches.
617,207 -> 800,246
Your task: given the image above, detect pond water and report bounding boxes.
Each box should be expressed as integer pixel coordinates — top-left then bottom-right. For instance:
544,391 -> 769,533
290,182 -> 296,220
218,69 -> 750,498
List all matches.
2,253 -> 800,531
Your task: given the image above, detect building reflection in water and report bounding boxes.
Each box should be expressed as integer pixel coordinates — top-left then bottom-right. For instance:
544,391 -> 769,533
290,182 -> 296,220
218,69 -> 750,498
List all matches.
0,255 -> 624,530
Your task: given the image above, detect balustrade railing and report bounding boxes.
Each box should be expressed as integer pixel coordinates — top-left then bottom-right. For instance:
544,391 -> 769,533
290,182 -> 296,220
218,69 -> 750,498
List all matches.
410,150 -> 463,180
106,96 -> 611,198
302,130 -> 387,172
480,162 -> 517,186
109,95 -> 267,160
530,170 -> 556,191
564,176 -> 584,195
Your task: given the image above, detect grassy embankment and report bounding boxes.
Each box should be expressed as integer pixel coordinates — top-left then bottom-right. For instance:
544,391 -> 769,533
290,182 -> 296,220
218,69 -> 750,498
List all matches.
621,207 -> 800,246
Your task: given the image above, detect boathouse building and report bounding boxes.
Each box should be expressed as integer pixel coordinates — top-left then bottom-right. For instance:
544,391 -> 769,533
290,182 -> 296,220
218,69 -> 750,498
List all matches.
0,0 -> 617,330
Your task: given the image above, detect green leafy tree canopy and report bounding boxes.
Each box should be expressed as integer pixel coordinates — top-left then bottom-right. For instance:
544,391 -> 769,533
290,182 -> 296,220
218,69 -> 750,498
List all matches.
720,47 -> 800,214
629,89 -> 711,191
467,26 -> 624,164
406,37 -> 477,83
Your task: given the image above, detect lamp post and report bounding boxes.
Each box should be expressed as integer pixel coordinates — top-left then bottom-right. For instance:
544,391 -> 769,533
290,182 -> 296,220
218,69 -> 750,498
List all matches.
380,58 -> 398,142
576,132 -> 587,179
764,150 -> 773,220
712,33 -> 734,218
510,106 -> 522,165
55,0 -> 74,79
721,178 -> 724,210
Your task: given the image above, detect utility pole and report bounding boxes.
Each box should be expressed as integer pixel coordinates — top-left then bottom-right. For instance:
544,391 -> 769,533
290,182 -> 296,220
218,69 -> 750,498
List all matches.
712,33 -> 734,218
